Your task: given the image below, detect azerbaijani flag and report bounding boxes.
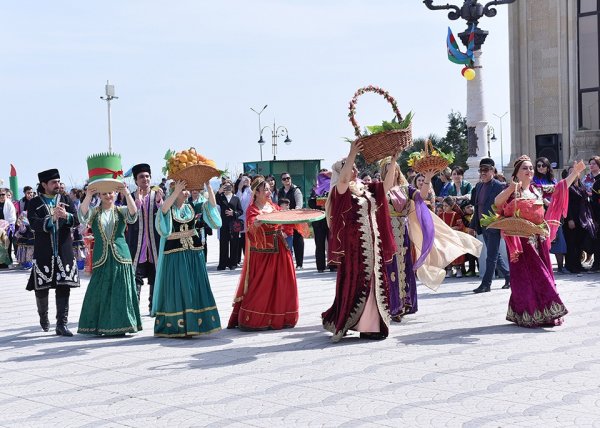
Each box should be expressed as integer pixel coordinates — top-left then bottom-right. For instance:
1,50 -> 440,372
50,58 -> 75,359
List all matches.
447,25 -> 475,65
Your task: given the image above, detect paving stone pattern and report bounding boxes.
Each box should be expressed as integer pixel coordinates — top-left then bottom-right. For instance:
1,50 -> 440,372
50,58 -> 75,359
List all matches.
0,235 -> 599,427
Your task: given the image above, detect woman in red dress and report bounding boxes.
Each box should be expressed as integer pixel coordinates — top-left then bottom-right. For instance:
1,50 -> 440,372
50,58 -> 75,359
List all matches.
227,176 -> 298,330
322,140 -> 398,341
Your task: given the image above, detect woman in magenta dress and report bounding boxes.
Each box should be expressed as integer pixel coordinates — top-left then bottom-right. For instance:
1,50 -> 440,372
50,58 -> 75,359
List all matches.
494,156 -> 586,327
228,176 -> 298,330
322,140 -> 397,341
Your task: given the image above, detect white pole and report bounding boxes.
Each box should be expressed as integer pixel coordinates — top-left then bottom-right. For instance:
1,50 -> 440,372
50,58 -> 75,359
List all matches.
464,49 -> 488,185
107,96 -> 112,153
494,112 -> 508,172
101,80 -> 118,153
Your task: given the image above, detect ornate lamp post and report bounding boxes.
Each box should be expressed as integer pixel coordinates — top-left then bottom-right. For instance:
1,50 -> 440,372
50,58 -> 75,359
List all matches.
251,105 -> 268,161
423,0 -> 515,182
487,125 -> 497,159
259,119 -> 292,161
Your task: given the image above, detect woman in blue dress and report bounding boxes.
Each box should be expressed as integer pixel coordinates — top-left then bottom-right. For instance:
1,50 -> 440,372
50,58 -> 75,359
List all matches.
152,180 -> 222,337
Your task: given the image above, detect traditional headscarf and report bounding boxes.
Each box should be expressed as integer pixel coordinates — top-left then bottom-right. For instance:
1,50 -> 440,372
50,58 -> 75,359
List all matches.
251,175 -> 265,191
250,175 -> 266,201
512,155 -> 531,181
329,159 -> 344,191
325,159 -> 365,227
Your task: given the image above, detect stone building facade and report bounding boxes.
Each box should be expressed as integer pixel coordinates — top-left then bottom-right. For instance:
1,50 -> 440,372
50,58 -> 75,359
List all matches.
508,0 -> 600,174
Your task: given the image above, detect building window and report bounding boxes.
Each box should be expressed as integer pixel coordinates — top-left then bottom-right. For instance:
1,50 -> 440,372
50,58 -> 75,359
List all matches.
579,0 -> 600,130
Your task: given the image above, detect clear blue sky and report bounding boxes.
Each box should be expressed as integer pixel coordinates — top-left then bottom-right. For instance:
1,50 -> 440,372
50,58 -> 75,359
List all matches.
0,0 -> 510,194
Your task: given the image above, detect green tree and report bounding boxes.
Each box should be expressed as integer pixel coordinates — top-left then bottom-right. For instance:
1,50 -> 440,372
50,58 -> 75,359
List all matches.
441,110 -> 468,170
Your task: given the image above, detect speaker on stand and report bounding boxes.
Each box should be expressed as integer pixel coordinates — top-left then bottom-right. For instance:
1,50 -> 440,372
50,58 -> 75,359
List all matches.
535,134 -> 562,169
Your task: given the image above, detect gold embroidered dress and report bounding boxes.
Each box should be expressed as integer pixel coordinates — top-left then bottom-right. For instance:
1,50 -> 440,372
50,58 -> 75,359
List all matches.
152,201 -> 222,337
77,206 -> 142,335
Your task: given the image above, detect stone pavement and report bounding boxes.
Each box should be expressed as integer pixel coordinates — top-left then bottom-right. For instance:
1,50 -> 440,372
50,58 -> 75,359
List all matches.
0,235 -> 599,427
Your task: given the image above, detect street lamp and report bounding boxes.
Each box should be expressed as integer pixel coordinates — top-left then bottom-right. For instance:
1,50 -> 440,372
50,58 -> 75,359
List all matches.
100,80 -> 118,153
251,105 -> 268,161
260,119 -> 292,161
487,125 -> 497,159
423,0 -> 515,183
493,111 -> 508,171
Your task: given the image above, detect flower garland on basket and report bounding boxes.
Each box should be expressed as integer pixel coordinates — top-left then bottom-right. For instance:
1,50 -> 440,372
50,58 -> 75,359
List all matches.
347,85 -> 413,164
408,139 -> 454,175
162,147 -> 226,191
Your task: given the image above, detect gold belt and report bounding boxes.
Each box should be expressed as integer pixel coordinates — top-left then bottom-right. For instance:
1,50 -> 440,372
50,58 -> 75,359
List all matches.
167,229 -> 197,240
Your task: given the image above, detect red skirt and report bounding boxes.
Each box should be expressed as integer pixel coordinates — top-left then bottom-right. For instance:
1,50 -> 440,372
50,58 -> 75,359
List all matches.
228,235 -> 299,330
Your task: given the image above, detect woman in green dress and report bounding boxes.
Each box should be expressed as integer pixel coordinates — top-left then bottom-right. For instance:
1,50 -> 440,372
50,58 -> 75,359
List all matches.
77,183 -> 143,336
152,180 -> 222,338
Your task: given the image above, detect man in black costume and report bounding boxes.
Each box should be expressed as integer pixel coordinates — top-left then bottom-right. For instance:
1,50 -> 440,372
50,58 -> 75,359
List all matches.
26,168 -> 80,336
126,163 -> 163,312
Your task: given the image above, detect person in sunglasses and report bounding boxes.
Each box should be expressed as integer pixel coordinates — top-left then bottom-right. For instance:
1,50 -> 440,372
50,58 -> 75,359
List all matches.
469,158 -> 511,293
277,172 -> 304,269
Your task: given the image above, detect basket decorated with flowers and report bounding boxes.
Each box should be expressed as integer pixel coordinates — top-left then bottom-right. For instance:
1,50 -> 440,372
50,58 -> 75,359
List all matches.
348,85 -> 413,164
162,147 -> 223,190
408,139 -> 454,175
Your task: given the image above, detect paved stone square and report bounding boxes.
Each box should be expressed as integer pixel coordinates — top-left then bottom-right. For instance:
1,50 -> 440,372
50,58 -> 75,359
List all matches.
0,235 -> 599,427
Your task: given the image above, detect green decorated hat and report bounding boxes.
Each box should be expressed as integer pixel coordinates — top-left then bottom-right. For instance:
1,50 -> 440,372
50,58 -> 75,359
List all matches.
86,152 -> 124,192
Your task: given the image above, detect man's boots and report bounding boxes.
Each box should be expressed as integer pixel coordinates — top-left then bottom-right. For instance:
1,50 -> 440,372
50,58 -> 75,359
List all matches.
35,295 -> 50,332
55,295 -> 73,337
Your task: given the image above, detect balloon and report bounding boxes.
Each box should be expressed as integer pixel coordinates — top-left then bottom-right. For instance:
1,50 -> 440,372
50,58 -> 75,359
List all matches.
461,66 -> 468,76
464,68 -> 476,80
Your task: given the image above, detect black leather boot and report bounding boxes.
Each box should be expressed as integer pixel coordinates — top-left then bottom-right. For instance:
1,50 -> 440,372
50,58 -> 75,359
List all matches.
473,284 -> 491,293
55,295 -> 73,337
35,295 -> 50,332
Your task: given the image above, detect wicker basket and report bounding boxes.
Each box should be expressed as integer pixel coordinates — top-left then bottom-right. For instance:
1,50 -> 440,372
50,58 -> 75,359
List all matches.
412,139 -> 450,175
168,163 -> 219,190
487,217 -> 550,238
349,86 -> 413,164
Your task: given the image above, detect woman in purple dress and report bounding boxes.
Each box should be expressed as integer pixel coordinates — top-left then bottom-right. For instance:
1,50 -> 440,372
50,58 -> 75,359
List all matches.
380,160 -> 482,321
494,156 -> 585,327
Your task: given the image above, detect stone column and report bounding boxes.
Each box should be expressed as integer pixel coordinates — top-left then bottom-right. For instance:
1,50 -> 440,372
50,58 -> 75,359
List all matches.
464,49 -> 490,185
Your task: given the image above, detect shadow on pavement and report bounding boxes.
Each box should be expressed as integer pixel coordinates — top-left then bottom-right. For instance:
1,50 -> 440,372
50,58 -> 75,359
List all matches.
2,327 -> 235,361
395,323 -> 552,346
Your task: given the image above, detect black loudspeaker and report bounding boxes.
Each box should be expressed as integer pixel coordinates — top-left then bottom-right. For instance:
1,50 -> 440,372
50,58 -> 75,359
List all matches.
535,134 -> 562,168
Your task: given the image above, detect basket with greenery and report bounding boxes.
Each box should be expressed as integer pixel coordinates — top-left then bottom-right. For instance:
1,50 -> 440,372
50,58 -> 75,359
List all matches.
348,85 -> 413,164
408,139 -> 454,175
